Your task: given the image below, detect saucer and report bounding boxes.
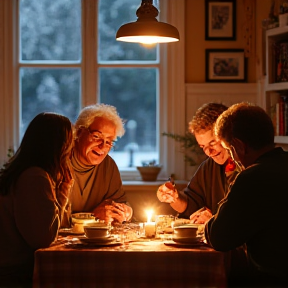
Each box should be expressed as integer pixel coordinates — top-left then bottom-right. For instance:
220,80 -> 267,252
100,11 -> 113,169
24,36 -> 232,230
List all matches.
66,241 -> 122,248
59,228 -> 84,236
78,235 -> 114,244
172,236 -> 203,244
164,240 -> 206,248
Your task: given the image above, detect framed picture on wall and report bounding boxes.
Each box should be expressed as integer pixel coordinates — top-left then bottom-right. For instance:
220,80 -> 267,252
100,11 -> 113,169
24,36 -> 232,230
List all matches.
205,0 -> 236,40
205,49 -> 247,82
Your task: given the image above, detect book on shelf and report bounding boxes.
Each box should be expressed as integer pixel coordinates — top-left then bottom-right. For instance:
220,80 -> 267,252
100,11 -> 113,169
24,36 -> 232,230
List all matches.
274,42 -> 288,83
270,92 -> 280,135
270,92 -> 288,136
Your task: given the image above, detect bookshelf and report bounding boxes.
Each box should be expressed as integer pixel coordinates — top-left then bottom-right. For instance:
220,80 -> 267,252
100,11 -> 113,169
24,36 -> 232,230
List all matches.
265,26 -> 288,144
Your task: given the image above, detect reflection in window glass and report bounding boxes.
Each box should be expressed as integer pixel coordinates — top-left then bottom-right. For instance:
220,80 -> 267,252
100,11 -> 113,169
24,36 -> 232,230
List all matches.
99,68 -> 158,168
20,68 -> 80,138
98,0 -> 157,62
20,0 -> 81,61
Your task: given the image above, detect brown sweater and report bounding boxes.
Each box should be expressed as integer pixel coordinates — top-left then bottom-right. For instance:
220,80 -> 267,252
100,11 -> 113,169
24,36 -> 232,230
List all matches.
0,167 -> 62,286
70,153 -> 127,213
179,157 -> 238,218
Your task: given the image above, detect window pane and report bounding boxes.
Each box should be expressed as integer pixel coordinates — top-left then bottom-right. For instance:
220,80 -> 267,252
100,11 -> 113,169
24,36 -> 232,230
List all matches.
20,68 -> 81,138
98,0 -> 157,62
20,0 -> 81,61
99,68 -> 158,168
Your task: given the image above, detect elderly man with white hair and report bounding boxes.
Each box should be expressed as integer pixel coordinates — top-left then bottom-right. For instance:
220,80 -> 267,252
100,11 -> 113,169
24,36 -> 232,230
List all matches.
68,103 -> 133,224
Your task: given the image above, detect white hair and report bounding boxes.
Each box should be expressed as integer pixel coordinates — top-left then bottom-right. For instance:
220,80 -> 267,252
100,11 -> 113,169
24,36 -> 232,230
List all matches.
74,103 -> 125,138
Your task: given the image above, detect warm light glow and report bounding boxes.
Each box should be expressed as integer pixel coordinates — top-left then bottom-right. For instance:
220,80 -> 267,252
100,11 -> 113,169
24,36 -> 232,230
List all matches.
115,0 -> 180,44
116,35 -> 178,44
146,209 -> 154,223
140,42 -> 157,48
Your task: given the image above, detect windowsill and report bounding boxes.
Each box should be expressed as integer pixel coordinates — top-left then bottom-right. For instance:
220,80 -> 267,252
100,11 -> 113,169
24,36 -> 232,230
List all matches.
123,179 -> 187,185
122,180 -> 188,191
122,180 -> 166,186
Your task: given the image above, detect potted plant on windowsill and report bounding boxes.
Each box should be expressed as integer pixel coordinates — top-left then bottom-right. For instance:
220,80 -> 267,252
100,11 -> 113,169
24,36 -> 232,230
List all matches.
136,160 -> 162,181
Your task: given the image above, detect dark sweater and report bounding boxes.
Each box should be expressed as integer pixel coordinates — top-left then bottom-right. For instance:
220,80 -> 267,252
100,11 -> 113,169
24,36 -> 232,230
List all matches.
206,147 -> 288,286
179,157 -> 236,218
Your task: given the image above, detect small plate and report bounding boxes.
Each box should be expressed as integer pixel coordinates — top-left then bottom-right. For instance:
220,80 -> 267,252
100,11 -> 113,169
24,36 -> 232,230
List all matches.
172,236 -> 203,244
78,236 -> 114,244
65,241 -> 122,248
164,241 -> 206,248
59,228 -> 84,236
174,224 -> 200,228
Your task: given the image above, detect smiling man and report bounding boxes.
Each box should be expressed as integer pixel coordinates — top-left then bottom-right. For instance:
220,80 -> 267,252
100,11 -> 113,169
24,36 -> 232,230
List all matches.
157,102 -> 239,220
69,104 -> 133,224
157,102 -> 247,287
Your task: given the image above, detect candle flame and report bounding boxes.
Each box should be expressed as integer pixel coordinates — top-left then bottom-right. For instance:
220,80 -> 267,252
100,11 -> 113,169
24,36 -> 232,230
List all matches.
146,209 -> 153,223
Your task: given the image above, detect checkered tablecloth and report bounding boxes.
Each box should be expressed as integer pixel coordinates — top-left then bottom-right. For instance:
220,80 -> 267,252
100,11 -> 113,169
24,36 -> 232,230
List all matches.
33,238 -> 230,288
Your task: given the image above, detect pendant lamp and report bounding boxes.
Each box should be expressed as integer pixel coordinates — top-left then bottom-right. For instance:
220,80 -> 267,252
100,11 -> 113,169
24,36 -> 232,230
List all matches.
116,0 -> 180,44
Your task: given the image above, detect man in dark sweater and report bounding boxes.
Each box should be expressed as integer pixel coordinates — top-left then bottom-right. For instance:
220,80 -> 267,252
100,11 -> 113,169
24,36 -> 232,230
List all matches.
205,102 -> 288,287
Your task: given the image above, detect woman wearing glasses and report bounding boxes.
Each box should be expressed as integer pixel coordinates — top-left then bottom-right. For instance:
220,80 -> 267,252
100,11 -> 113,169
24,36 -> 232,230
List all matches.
69,103 -> 133,224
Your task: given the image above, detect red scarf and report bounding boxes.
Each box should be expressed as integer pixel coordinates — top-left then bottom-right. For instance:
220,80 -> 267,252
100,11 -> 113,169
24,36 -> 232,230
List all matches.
225,158 -> 236,173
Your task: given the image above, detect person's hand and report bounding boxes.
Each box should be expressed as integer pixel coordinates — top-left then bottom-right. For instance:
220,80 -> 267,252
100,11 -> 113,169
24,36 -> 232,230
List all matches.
93,200 -> 133,224
157,182 -> 179,203
105,201 -> 133,224
189,207 -> 212,224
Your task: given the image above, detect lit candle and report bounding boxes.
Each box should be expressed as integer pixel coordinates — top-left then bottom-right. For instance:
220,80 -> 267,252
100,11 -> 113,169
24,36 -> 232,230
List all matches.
145,209 -> 155,238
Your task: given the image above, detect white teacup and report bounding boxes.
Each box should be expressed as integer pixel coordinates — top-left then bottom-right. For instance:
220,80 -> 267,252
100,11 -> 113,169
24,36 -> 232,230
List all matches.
173,224 -> 199,238
83,223 -> 110,239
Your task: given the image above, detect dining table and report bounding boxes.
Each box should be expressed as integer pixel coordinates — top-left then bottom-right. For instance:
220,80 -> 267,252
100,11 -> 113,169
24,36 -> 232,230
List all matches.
33,225 -> 231,288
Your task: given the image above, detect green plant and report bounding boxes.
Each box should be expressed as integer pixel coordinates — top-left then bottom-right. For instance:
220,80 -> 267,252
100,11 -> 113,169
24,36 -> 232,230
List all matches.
0,148 -> 14,172
162,132 -> 206,166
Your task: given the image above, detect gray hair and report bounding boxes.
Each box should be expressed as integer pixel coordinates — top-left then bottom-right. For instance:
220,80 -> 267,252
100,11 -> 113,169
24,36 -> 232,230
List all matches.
75,103 -> 125,138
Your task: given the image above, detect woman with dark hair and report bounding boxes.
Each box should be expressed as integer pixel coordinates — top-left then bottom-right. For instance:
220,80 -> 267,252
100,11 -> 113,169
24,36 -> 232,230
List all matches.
0,112 -> 74,288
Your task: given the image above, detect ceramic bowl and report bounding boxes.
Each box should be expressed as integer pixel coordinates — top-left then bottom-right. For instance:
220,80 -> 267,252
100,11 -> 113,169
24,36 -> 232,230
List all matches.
71,213 -> 96,233
173,224 -> 199,238
83,223 -> 110,239
71,213 -> 96,225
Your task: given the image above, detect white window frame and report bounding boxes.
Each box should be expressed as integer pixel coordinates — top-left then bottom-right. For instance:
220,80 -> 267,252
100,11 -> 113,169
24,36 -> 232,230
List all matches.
0,0 -> 186,180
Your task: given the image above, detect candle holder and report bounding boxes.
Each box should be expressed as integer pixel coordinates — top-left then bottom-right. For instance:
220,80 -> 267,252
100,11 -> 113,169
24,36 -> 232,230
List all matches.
155,215 -> 175,240
144,222 -> 156,238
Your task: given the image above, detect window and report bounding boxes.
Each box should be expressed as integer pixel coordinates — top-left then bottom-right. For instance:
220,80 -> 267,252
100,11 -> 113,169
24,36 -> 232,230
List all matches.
19,0 -> 82,138
97,0 -> 159,169
0,0 -> 185,180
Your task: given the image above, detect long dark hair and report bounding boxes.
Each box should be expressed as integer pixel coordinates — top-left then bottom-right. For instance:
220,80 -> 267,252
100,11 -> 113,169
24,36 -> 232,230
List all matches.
0,112 -> 73,195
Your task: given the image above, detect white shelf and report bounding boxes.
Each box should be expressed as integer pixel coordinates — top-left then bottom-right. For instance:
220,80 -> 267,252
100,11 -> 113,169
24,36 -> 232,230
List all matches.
266,26 -> 288,38
266,82 -> 288,92
274,136 -> 288,144
265,27 -> 288,144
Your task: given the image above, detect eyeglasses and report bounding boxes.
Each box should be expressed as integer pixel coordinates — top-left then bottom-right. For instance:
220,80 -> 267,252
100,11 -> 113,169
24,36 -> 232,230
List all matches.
84,128 -> 115,149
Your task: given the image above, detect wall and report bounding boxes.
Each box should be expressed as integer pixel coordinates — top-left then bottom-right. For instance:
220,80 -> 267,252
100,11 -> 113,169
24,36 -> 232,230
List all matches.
125,1 -> 281,210
181,0 -> 277,180
185,0 -> 274,83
